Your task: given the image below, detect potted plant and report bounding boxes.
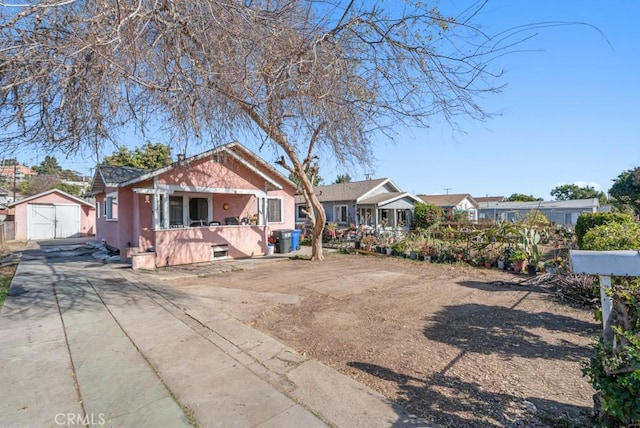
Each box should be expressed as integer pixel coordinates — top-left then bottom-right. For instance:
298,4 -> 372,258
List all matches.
520,226 -> 541,275
392,239 -> 409,257
360,234 -> 377,252
509,250 -> 527,273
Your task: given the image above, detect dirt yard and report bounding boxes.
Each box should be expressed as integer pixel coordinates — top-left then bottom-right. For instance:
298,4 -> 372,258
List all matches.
167,252 -> 599,427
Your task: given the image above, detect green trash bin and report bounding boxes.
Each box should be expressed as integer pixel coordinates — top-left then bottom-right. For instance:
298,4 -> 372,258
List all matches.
273,229 -> 293,253
291,229 -> 301,251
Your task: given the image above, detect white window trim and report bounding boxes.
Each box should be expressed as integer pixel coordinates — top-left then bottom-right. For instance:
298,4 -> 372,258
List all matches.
334,204 -> 348,223
267,197 -> 284,224
163,192 -> 214,228
185,193 -> 213,226
105,191 -> 118,221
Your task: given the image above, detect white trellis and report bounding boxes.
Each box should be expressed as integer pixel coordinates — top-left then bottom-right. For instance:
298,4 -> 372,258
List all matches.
570,250 -> 640,340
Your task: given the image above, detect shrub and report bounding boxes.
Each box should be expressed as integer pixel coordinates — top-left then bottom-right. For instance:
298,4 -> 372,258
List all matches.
524,210 -> 550,227
575,212 -> 634,249
580,220 -> 640,426
582,281 -> 640,426
581,222 -> 640,251
413,202 -> 442,229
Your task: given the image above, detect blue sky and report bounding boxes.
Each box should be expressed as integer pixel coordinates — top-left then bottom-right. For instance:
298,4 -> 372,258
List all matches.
360,0 -> 640,199
12,1 -> 640,200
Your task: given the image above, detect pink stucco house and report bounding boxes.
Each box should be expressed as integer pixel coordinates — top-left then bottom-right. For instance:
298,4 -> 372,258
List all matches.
8,189 -> 96,240
89,142 -> 296,268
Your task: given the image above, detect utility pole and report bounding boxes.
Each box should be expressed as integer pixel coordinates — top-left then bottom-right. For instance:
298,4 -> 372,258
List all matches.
12,163 -> 16,202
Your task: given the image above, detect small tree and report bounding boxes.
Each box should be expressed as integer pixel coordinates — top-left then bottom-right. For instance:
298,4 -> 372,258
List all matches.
413,202 -> 442,229
550,184 -> 607,204
506,193 -> 543,202
609,167 -> 640,215
33,155 -> 63,175
103,142 -> 173,169
334,174 -> 352,184
18,175 -> 62,196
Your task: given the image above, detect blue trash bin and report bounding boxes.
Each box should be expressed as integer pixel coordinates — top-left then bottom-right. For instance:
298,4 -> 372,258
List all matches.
291,229 -> 301,251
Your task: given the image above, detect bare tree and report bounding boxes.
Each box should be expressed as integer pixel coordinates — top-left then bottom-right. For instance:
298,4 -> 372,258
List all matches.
1,0 -> 519,260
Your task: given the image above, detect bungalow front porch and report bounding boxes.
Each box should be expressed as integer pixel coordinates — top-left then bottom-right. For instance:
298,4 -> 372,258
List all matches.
128,183 -> 283,268
355,205 -> 412,234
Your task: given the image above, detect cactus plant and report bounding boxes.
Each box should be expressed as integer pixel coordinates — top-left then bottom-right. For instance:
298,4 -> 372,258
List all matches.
519,227 -> 541,263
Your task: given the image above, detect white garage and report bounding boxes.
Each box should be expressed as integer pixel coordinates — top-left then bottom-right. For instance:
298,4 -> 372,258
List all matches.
8,189 -> 96,241
27,203 -> 81,240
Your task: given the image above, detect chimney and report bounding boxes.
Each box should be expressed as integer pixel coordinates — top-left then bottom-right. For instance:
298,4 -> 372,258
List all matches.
177,154 -> 186,162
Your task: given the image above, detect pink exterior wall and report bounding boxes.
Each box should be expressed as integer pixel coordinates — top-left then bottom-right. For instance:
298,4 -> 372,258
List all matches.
158,156 -> 262,189
95,189 -> 118,247
154,225 -> 270,267
13,203 -> 27,241
13,191 -> 96,241
95,147 -> 296,266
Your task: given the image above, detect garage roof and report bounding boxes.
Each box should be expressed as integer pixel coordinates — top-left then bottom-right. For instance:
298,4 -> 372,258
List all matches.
8,189 -> 95,208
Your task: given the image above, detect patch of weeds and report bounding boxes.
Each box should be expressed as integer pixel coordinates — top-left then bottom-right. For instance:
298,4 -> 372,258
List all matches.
0,264 -> 17,309
536,412 -> 587,428
288,255 -> 311,260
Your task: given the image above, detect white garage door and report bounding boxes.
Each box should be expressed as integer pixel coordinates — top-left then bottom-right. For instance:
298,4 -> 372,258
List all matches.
55,205 -> 81,238
28,204 -> 80,240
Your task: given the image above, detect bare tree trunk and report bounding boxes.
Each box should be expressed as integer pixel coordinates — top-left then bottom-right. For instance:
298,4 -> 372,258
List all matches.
307,190 -> 326,261
244,102 -> 326,260
289,156 -> 326,261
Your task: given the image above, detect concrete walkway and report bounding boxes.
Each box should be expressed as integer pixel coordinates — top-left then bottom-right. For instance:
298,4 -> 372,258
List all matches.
0,243 -> 432,428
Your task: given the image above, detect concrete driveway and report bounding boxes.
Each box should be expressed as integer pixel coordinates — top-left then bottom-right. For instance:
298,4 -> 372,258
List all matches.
0,242 -> 430,427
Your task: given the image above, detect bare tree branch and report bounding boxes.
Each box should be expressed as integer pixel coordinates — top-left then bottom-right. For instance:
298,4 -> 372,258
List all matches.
1,0 -> 556,259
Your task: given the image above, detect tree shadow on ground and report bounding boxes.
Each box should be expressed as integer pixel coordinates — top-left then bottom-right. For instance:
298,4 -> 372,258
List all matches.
424,303 -> 597,362
456,278 -> 598,309
348,301 -> 598,426
348,361 -> 593,428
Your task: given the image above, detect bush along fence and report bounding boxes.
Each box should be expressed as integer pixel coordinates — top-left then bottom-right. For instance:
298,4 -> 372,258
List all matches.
347,218 -> 573,274
572,212 -> 640,426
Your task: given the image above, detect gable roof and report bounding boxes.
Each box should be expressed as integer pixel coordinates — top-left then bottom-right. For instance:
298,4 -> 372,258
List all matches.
418,193 -> 477,208
90,142 -> 293,194
479,198 -> 600,210
295,178 -> 401,204
7,188 -> 95,208
359,191 -> 423,206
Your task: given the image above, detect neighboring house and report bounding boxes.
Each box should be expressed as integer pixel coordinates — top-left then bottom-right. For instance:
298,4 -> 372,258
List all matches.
7,189 -> 96,240
0,164 -> 36,182
295,178 -> 422,231
474,195 -> 505,205
477,198 -> 601,226
0,186 -> 9,207
89,142 -> 296,268
418,193 -> 479,222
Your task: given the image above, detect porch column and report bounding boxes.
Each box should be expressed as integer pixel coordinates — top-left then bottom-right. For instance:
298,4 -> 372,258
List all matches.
374,206 -> 379,231
162,193 -> 170,229
152,193 -> 160,230
258,197 -> 266,225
